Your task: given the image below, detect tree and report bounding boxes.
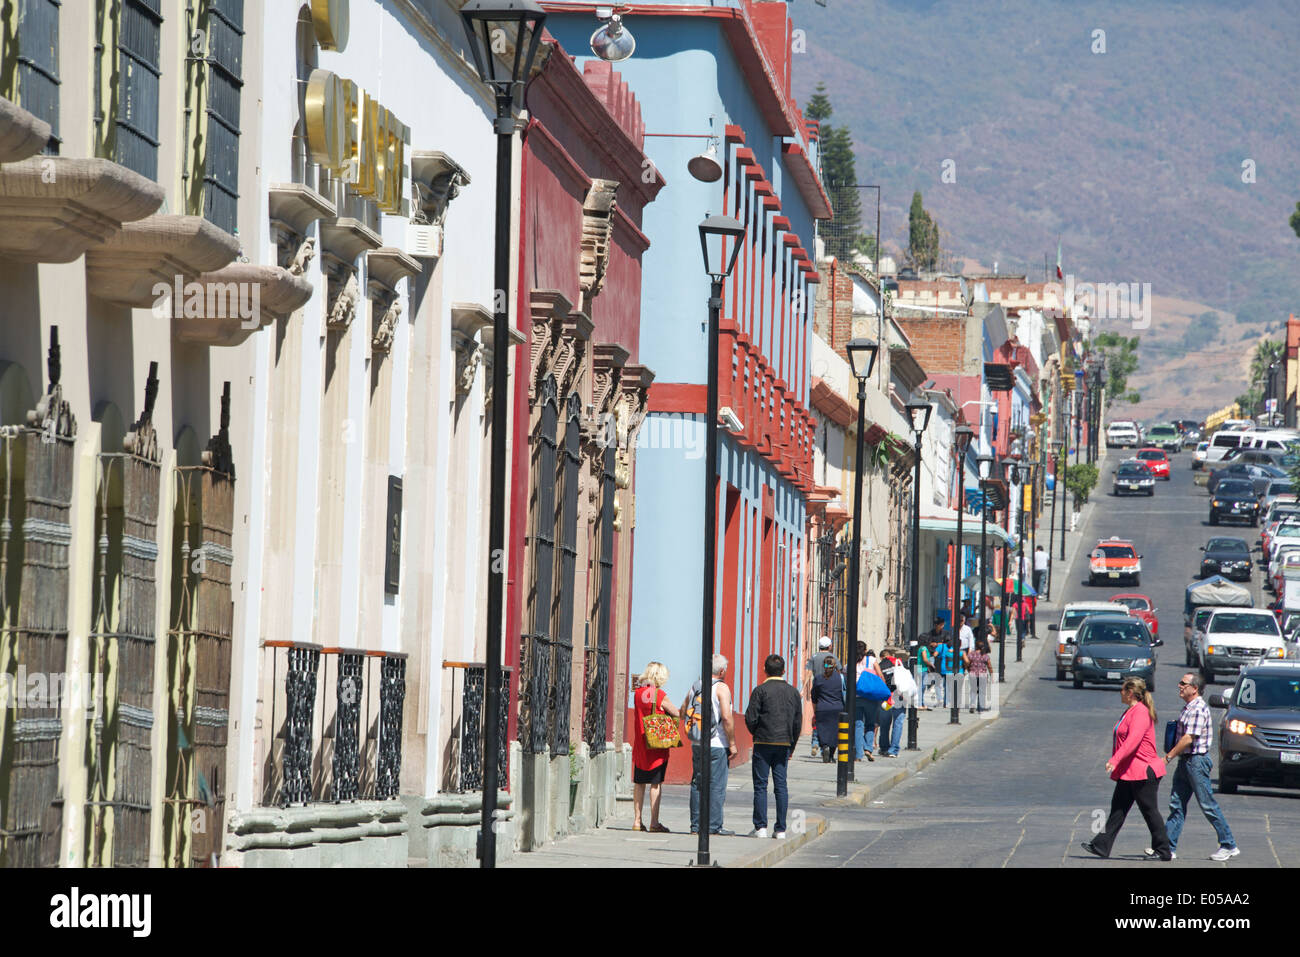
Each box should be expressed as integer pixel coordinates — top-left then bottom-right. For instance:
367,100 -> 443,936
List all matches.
806,82 -> 832,123
809,86 -> 867,263
907,191 -> 939,272
1247,339 -> 1284,418
1065,463 -> 1099,511
1091,332 -> 1142,408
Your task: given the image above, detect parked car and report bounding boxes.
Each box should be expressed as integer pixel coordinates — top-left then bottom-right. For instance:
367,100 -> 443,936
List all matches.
1209,479 -> 1262,526
1112,460 -> 1155,496
1199,537 -> 1253,582
1203,430 -> 1250,469
1197,608 -> 1287,685
1134,448 -> 1171,479
1185,606 -> 1223,666
1049,601 -> 1132,681
1209,662 -> 1300,793
1192,441 -> 1210,469
1071,614 -> 1161,691
1184,577 -> 1254,667
1271,550 -> 1300,597
1261,480 -> 1296,512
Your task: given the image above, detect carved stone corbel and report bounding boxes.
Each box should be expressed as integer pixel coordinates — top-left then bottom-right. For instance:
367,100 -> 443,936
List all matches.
410,152 -> 472,229
371,296 -> 401,355
366,247 -> 420,356
579,179 -> 619,308
325,265 -> 360,331
451,302 -> 493,398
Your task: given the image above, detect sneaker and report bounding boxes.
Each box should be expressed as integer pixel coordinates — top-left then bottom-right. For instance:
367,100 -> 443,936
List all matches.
1080,841 -> 1107,859
711,828 -> 736,836
751,827 -> 768,839
1141,848 -> 1173,861
774,831 -> 788,839
1210,846 -> 1240,862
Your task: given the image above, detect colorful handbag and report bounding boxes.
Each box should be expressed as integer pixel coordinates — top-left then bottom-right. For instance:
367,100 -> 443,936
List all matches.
643,693 -> 682,749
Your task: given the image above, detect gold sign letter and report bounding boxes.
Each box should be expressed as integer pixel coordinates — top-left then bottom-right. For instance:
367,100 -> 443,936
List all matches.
311,0 -> 349,52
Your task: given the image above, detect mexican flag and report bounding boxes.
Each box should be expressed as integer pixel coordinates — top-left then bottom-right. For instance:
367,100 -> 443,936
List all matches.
1055,239 -> 1063,280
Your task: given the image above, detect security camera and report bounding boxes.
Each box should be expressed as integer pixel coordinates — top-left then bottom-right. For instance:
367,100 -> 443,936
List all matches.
719,406 -> 744,433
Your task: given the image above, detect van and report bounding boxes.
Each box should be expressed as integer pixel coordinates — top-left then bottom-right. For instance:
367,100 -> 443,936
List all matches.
1204,430 -> 1246,466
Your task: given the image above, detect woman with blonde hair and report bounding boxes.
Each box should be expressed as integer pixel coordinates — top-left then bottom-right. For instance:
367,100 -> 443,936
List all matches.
1081,677 -> 1172,860
631,661 -> 680,832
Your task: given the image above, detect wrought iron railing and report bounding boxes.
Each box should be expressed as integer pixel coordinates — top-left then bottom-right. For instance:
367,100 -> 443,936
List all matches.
809,531 -> 850,666
441,661 -> 510,793
261,642 -> 407,806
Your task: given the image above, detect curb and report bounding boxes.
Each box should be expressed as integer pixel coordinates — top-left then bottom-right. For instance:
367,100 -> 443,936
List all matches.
735,813 -> 829,868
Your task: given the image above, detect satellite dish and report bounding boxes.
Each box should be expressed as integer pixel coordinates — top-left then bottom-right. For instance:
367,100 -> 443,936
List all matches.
688,140 -> 722,183
590,14 -> 636,62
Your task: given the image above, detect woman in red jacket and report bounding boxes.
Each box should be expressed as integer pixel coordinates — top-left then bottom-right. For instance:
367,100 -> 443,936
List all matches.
1081,677 -> 1173,860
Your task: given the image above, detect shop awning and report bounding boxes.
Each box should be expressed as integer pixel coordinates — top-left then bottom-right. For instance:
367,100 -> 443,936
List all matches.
918,507 -> 1018,547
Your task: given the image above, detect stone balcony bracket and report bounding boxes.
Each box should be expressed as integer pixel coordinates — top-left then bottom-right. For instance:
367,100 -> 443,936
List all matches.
268,181 -> 337,246
319,216 -> 383,269
366,246 -> 422,297
410,150 -> 471,227
85,213 -> 240,308
0,96 -> 53,163
0,157 -> 164,263
171,263 -> 314,348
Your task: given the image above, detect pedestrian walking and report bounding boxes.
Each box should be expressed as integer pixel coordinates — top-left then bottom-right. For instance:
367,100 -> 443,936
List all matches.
917,617 -> 946,709
964,636 -> 993,713
1015,594 -> 1032,647
876,646 -> 908,756
810,655 -> 846,763
1157,673 -> 1239,861
931,633 -> 954,709
630,662 -> 680,833
744,654 -> 803,839
1081,677 -> 1172,860
855,641 -> 883,761
1033,545 -> 1049,595
683,654 -> 737,835
804,636 -> 834,757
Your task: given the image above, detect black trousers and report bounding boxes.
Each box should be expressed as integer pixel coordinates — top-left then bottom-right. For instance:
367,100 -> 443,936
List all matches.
1090,770 -> 1171,857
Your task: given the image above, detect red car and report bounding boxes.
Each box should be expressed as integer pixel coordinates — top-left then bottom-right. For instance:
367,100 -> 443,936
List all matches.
1110,593 -> 1159,638
1135,448 -> 1171,480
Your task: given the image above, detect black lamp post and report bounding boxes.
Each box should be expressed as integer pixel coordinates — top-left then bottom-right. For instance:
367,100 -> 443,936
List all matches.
976,452 -> 994,645
949,424 -> 974,725
695,213 -> 746,866
460,0 -> 547,871
840,337 -> 879,796
905,400 -> 932,751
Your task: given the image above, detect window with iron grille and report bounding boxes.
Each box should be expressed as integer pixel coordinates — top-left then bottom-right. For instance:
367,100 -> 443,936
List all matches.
584,443 -> 617,752
549,391 -> 583,754
13,0 -> 61,152
200,0 -> 243,234
520,375 -> 559,753
112,0 -> 162,179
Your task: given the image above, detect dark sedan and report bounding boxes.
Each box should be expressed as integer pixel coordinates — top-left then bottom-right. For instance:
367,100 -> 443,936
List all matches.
1070,615 -> 1161,690
1112,461 -> 1155,496
1200,537 -> 1253,581
1207,462 -> 1287,497
1210,479 -> 1262,526
1211,663 -> 1300,793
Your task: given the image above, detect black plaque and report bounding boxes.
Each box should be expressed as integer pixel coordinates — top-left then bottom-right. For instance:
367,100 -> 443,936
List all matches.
385,476 -> 402,595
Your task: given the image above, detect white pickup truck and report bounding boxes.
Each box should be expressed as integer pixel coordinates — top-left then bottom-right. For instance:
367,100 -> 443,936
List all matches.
1106,422 -> 1140,449
1198,608 -> 1287,685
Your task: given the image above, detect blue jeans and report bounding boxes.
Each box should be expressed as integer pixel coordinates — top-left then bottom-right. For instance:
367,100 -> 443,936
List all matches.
690,745 -> 728,833
751,743 -> 790,832
879,703 -> 905,755
1166,754 -> 1236,851
855,700 -> 879,757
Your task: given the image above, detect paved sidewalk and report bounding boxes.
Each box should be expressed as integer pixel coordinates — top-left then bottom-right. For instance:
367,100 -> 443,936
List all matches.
504,476 -> 1102,868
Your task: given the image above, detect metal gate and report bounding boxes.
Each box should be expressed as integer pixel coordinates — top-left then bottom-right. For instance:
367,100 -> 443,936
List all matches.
808,530 -> 850,667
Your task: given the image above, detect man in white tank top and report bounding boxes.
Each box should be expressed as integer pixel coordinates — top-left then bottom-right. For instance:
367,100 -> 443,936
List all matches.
683,654 -> 736,835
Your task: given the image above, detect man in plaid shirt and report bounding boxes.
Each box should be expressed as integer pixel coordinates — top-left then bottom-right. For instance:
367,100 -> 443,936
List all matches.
1153,672 -> 1239,861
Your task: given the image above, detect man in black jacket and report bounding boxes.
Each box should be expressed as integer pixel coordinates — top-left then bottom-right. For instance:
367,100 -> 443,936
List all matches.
745,654 -> 803,839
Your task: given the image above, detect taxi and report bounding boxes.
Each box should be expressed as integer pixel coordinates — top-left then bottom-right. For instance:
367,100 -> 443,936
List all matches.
1134,447 -> 1171,480
1089,536 -> 1142,587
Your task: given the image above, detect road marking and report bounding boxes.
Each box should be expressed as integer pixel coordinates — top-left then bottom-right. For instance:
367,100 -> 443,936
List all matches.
1017,811 -> 1031,825
1002,828 -> 1026,868
842,830 -> 886,868
1063,827 -> 1075,865
1267,834 -> 1282,868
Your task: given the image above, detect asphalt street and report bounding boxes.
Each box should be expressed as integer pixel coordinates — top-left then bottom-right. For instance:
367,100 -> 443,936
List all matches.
779,449 -> 1300,868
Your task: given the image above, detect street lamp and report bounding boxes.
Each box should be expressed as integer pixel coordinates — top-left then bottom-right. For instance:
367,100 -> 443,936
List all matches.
839,338 -> 879,796
996,457 -> 1019,683
695,212 -> 746,865
905,400 -> 932,751
950,424 -> 974,725
976,452 -> 994,648
460,0 -> 547,871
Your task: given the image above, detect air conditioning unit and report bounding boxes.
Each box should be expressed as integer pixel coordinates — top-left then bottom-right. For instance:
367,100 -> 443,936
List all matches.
407,223 -> 442,259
